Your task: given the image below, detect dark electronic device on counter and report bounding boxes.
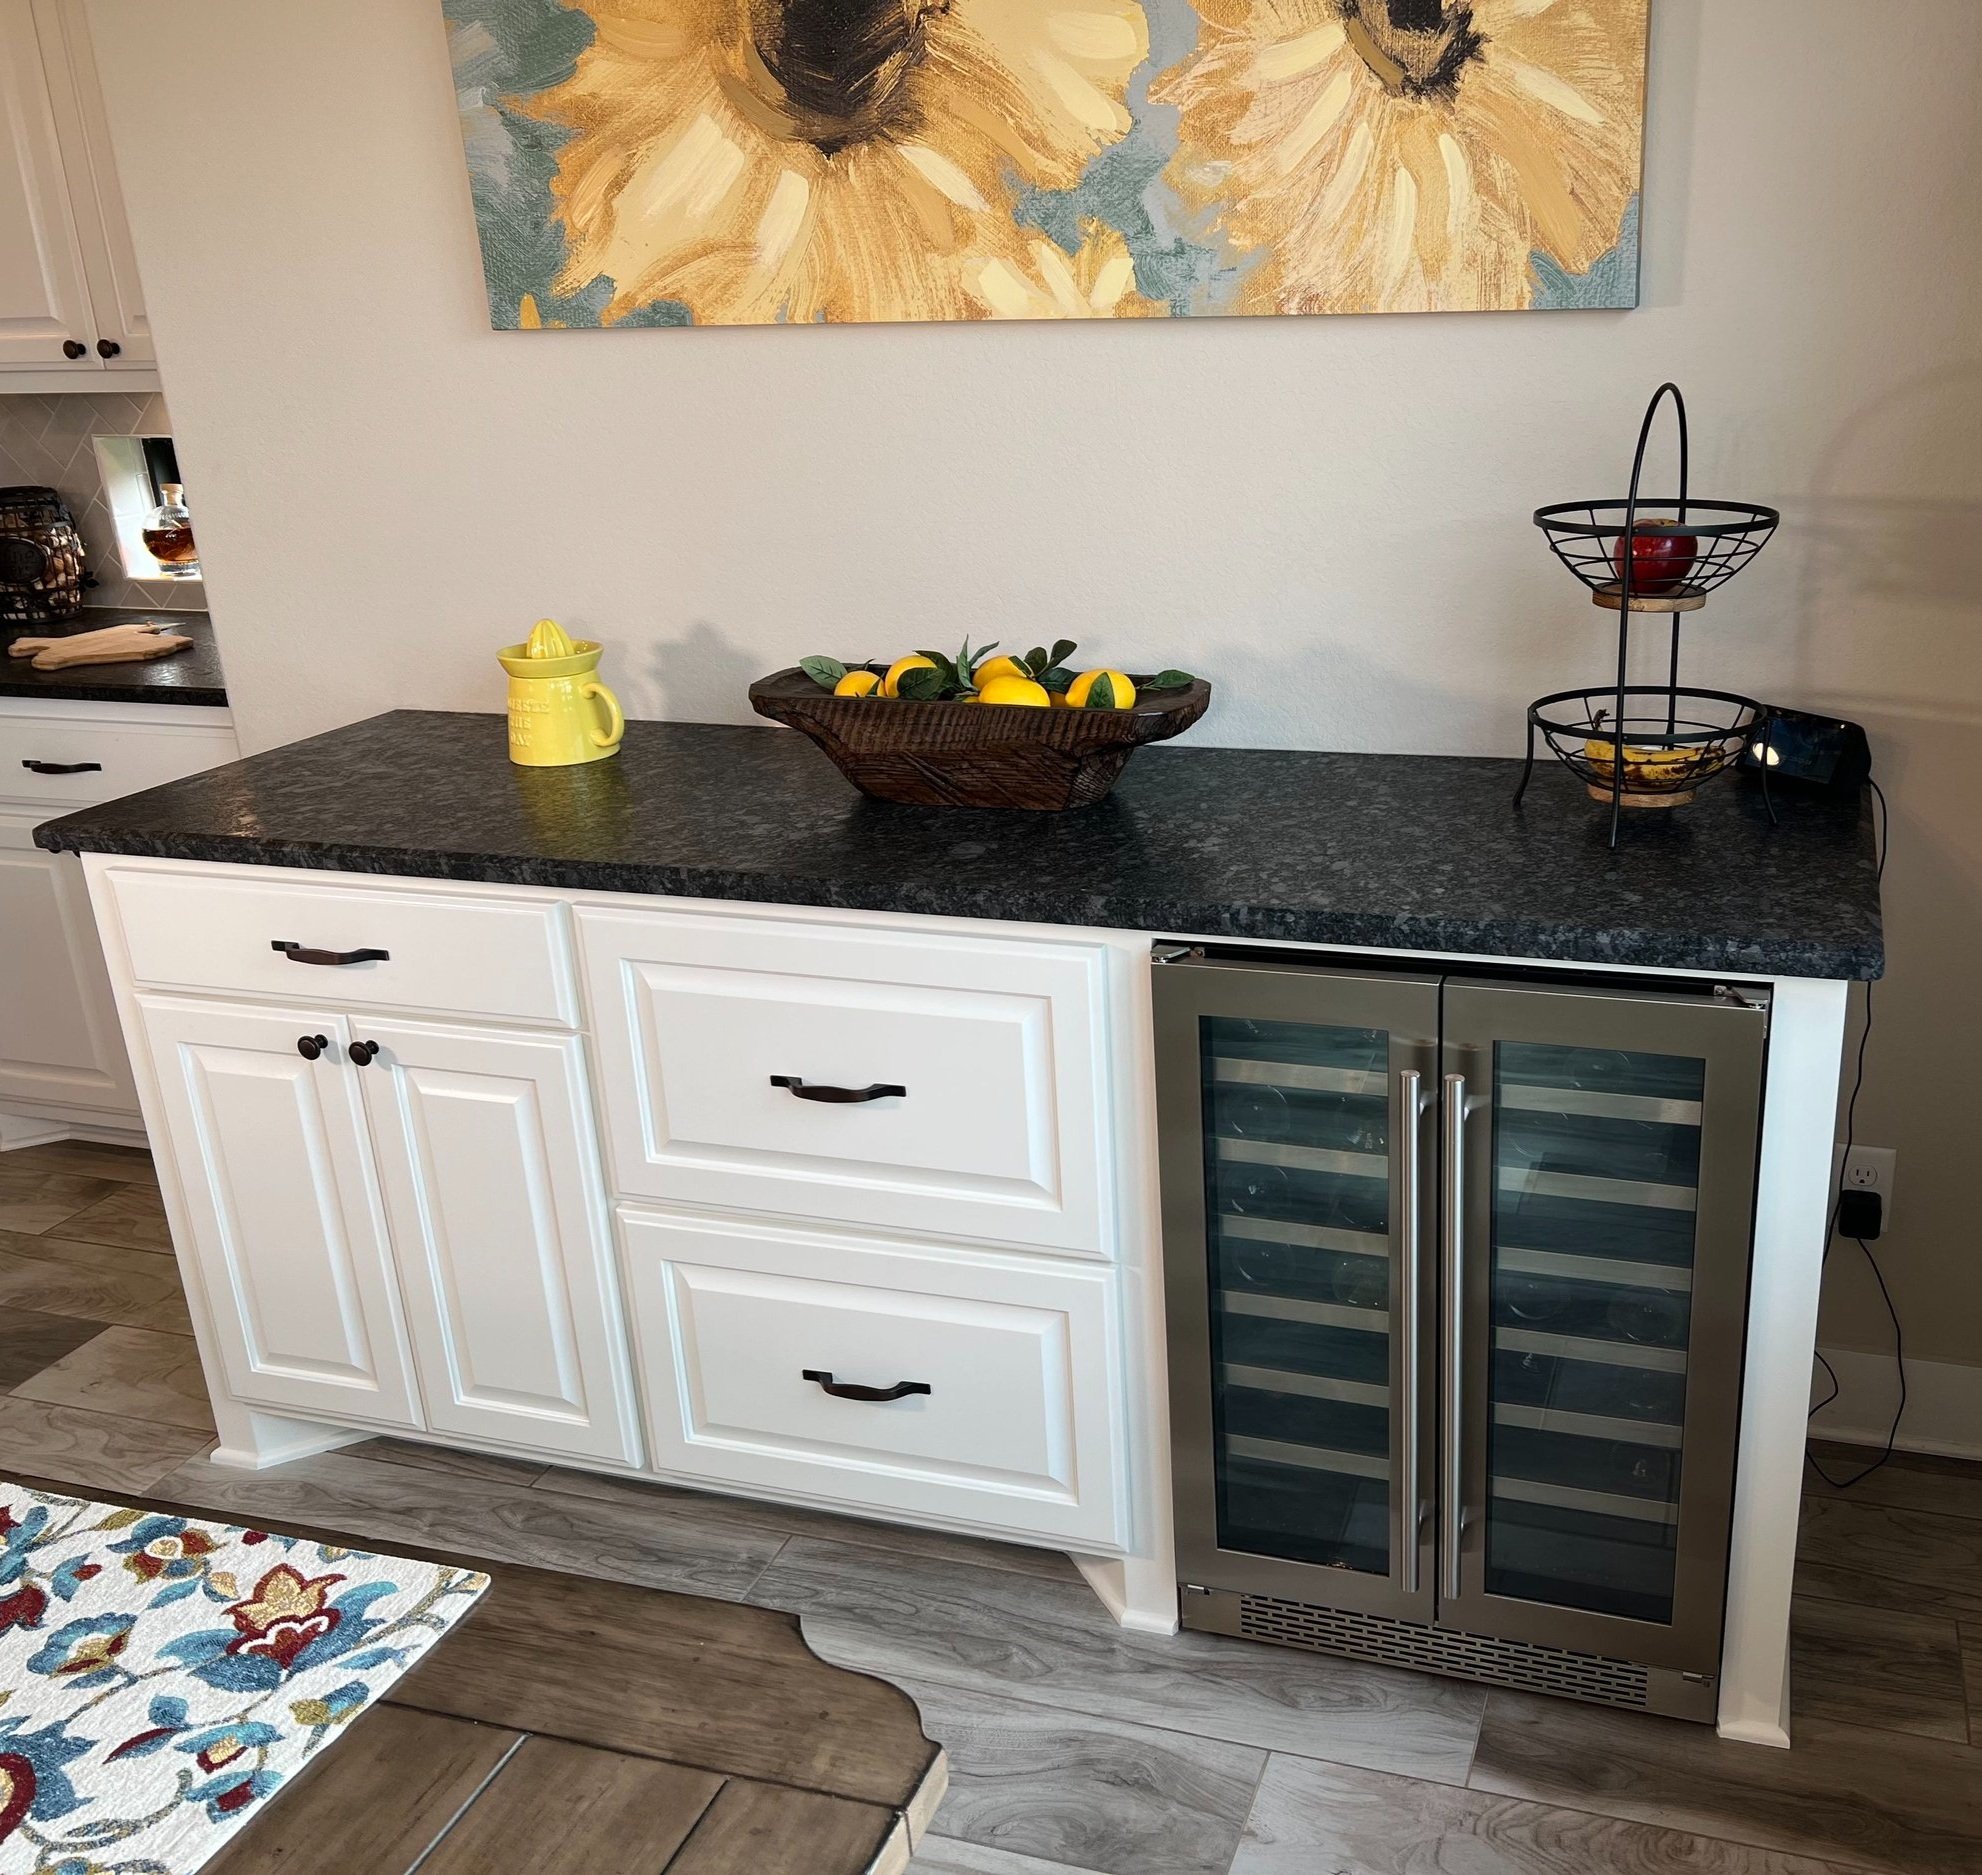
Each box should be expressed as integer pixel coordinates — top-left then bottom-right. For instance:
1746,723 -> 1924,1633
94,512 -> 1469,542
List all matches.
1740,707 -> 1872,792
0,485 -> 89,626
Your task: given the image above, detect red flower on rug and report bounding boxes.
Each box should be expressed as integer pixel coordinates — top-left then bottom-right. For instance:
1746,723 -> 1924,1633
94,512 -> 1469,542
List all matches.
0,1585 -> 47,1634
0,1751 -> 33,1842
224,1565 -> 347,1669
124,1526 -> 221,1583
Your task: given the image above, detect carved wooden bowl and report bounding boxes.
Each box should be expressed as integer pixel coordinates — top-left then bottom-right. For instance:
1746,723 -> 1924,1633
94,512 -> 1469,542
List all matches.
748,668 -> 1213,810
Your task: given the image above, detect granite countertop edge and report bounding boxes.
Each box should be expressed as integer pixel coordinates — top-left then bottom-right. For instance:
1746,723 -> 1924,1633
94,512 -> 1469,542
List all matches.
35,822 -> 1884,982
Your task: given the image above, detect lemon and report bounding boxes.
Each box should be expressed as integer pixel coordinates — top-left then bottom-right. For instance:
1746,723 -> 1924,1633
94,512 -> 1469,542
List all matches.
881,654 -> 936,697
976,674 -> 1052,707
1066,668 -> 1136,710
834,670 -> 881,697
972,654 -> 1029,687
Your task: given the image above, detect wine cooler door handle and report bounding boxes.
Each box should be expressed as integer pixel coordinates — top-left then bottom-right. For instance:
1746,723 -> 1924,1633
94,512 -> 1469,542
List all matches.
1397,1067 -> 1424,1597
1441,1070 -> 1469,1604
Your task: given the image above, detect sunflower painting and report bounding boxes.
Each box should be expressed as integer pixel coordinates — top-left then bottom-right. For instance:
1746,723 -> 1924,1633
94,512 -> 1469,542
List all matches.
446,0 -> 1648,325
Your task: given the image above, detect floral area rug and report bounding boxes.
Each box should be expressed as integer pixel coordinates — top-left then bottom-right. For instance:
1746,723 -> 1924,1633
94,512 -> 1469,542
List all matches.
1,1480 -> 488,1875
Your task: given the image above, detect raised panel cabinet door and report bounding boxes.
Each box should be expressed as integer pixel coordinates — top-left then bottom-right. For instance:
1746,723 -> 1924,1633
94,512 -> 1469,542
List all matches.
0,0 -> 97,369
135,994 -> 420,1428
0,816 -> 135,1112
357,1020 -> 639,1464
34,0 -> 154,364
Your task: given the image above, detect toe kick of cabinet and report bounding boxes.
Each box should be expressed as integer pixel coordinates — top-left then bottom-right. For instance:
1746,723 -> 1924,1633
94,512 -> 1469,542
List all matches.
619,1208 -> 1129,1552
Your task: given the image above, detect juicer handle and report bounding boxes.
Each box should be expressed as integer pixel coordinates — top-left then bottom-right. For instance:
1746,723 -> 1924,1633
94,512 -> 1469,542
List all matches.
583,681 -> 624,749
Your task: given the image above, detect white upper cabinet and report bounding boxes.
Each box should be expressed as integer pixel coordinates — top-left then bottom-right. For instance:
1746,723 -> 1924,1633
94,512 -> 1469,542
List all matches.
0,0 -> 153,374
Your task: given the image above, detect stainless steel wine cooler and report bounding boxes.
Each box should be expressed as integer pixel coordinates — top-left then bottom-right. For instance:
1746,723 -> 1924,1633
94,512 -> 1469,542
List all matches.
1153,949 -> 1768,1723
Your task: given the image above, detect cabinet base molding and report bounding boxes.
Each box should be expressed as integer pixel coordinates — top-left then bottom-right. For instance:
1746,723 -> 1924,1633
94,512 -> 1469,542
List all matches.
209,1407 -> 370,1473
0,1102 -> 145,1150
1073,1553 -> 1180,1635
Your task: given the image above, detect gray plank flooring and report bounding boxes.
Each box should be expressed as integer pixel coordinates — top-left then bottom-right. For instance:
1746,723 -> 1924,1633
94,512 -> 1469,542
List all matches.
2,1142 -> 1981,1875
750,1535 -> 1485,1780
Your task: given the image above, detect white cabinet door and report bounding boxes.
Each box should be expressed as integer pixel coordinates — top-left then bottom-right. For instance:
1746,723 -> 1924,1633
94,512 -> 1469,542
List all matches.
357,1019 -> 639,1464
0,0 -> 98,370
0,813 -> 134,1112
34,0 -> 152,366
136,995 -> 421,1429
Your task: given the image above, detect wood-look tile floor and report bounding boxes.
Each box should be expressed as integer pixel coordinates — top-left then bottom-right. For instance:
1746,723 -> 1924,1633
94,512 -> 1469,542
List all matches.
4,1139 -> 1980,1875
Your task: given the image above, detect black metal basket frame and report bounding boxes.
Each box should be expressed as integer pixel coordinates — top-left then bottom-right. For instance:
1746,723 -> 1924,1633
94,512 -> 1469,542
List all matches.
1516,384 -> 1779,847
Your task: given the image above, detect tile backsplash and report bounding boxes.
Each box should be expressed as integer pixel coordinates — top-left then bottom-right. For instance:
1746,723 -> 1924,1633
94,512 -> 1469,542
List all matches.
0,390 -> 203,611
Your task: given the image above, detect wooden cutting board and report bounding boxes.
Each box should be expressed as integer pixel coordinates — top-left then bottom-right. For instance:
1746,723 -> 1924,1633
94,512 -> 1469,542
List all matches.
7,621 -> 193,669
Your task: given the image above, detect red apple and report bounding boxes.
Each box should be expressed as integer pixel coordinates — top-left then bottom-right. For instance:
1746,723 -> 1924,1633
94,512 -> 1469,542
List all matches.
1611,518 -> 1699,595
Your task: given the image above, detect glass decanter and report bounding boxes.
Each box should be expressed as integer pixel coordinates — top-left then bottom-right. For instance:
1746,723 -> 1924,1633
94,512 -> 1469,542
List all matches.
141,481 -> 199,576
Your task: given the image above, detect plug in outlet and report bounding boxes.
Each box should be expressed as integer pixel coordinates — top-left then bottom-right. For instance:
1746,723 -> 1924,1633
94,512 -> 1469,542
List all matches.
1834,1145 -> 1896,1229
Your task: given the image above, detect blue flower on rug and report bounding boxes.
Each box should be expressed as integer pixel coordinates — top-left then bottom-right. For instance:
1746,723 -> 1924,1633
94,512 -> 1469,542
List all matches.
0,1483 -> 488,1872
0,1716 -> 92,1843
27,1615 -> 137,1687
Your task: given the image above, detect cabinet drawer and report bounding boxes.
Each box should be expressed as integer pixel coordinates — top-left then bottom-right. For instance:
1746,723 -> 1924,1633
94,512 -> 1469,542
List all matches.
578,907 -> 1110,1254
622,1209 -> 1126,1550
105,865 -> 576,1024
1,709 -> 236,808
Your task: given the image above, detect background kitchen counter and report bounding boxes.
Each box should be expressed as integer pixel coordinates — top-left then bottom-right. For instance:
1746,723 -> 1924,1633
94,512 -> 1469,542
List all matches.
36,709 -> 1882,979
1,609 -> 226,708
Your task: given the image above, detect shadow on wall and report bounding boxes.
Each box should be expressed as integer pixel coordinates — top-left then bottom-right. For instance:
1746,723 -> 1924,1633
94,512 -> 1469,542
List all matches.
624,618 -> 760,724
1798,364 -> 1982,1373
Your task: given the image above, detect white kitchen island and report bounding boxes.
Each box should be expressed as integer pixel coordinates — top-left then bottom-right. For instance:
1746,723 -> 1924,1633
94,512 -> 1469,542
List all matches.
34,711 -> 1882,1747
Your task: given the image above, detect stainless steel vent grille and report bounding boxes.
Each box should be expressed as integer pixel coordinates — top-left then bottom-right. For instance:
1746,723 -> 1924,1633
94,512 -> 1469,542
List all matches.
1235,1595 -> 1653,1708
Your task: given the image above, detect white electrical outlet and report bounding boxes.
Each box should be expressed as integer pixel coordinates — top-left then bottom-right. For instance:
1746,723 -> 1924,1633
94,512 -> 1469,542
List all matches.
1835,1145 -> 1896,1222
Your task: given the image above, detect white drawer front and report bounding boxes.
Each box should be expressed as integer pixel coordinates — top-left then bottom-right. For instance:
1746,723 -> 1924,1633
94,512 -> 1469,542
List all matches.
106,865 -> 576,1024
1,710 -> 237,809
579,907 -> 1110,1254
622,1210 -> 1126,1550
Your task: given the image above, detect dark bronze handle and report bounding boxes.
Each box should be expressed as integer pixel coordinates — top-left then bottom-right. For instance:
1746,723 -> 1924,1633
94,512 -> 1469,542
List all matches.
296,1034 -> 329,1061
63,339 -> 87,359
347,1040 -> 379,1066
802,1369 -> 931,1403
96,339 -> 121,358
272,941 -> 390,967
23,759 -> 103,774
770,1076 -> 906,1104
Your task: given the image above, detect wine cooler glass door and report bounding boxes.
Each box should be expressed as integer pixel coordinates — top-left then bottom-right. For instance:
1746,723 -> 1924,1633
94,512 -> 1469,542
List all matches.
1439,978 -> 1765,1673
1155,956 -> 1439,1622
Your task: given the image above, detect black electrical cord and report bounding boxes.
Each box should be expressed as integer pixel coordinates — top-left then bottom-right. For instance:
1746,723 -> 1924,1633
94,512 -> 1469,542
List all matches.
1806,777 -> 1902,1489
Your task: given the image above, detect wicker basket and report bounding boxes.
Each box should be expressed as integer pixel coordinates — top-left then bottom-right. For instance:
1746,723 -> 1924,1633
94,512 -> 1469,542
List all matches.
0,486 -> 88,626
748,668 -> 1213,810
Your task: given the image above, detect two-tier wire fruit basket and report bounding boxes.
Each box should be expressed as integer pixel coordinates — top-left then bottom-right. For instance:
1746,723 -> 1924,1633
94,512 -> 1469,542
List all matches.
1515,384 -> 1781,848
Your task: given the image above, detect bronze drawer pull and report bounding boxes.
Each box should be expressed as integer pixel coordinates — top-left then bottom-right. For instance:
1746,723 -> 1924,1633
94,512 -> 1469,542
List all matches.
22,759 -> 102,774
770,1076 -> 906,1104
802,1369 -> 931,1403
272,941 -> 391,967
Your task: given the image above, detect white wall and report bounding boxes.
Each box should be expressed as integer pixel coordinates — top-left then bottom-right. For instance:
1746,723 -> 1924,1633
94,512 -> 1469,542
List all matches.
88,1 -> 1982,1369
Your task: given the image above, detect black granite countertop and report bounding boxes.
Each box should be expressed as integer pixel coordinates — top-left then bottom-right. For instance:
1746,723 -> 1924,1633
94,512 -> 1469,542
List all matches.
1,608 -> 226,707
34,710 -> 1883,979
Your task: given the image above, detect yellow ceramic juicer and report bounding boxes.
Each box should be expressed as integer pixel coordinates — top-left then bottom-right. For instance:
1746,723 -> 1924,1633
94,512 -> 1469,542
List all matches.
498,618 -> 625,766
